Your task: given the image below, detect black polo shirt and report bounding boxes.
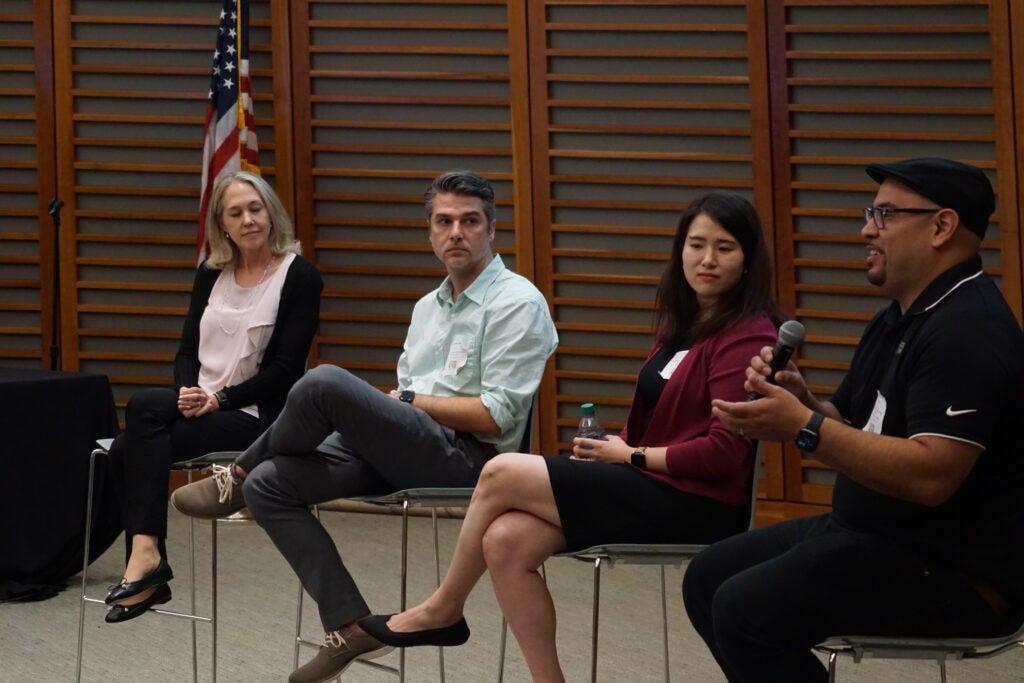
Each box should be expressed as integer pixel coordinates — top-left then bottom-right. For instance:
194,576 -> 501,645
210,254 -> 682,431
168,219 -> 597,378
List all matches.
830,256 -> 1024,605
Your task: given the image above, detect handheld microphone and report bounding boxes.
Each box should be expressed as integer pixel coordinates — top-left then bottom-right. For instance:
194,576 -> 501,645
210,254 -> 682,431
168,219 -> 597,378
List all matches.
746,319 -> 805,401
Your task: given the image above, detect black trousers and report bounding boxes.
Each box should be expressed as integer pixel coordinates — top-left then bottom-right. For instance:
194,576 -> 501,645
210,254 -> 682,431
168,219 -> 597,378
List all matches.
682,513 -> 1006,683
108,387 -> 259,559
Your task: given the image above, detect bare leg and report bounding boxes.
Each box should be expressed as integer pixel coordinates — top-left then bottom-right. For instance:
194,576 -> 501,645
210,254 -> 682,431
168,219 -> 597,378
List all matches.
123,534 -> 161,581
112,534 -> 164,606
385,452 -> 562,632
484,510 -> 567,683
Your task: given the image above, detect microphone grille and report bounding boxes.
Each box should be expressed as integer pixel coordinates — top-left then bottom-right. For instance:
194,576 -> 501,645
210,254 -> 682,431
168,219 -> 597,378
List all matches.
778,320 -> 806,348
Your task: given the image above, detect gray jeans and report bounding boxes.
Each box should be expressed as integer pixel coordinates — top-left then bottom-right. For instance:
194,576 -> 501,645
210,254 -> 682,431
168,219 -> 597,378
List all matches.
237,364 -> 494,631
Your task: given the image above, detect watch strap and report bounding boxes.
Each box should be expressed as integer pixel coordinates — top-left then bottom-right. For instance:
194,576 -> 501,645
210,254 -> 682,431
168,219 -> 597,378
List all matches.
215,389 -> 231,410
796,411 -> 825,452
630,446 -> 647,469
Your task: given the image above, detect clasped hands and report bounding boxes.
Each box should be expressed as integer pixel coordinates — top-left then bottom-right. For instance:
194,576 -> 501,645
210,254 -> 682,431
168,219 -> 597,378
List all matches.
178,386 -> 220,418
711,346 -> 815,443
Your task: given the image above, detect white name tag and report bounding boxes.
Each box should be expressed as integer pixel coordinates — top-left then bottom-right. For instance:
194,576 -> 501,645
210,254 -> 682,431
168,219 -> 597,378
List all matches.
864,390 -> 886,434
444,340 -> 469,376
659,350 -> 689,380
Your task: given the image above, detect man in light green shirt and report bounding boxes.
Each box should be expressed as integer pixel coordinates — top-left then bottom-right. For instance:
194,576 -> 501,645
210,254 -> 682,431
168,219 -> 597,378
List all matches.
172,170 -> 557,683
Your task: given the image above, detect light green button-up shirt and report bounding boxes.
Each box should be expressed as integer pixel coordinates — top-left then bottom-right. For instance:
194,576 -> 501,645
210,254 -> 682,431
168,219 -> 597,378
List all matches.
397,255 -> 558,453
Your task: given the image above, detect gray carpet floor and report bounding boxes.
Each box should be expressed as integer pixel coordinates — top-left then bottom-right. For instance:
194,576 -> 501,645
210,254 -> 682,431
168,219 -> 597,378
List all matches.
3,508 -> 1023,682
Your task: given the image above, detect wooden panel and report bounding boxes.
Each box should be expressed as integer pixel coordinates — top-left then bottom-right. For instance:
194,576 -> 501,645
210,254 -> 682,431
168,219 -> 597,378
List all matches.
769,0 -> 1020,504
0,0 -> 56,367
528,1 -> 775,456
51,0 -> 288,415
290,0 -> 533,386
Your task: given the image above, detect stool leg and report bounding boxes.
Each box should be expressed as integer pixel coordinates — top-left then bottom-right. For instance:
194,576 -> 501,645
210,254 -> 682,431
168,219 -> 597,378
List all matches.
496,616 -> 508,682
433,508 -> 446,683
660,565 -> 670,683
939,660 -> 947,683
590,557 -> 602,683
188,470 -> 199,683
75,448 -> 101,683
400,501 -> 409,683
211,518 -> 218,683
293,578 -> 306,669
828,651 -> 837,683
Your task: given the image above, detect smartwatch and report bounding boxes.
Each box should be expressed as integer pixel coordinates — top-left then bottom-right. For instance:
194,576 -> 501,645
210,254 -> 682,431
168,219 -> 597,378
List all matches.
214,389 -> 231,410
399,389 -> 416,404
795,412 -> 825,453
630,446 -> 647,470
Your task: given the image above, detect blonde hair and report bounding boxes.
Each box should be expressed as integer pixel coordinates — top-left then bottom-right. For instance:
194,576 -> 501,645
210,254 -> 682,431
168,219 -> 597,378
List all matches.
204,171 -> 301,270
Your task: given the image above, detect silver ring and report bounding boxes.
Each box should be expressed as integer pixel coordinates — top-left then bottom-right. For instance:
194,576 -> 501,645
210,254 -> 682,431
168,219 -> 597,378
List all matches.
738,427 -> 745,438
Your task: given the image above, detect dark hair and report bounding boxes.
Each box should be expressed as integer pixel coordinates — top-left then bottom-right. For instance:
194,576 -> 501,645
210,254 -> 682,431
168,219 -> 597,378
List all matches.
424,170 -> 496,223
655,192 -> 781,348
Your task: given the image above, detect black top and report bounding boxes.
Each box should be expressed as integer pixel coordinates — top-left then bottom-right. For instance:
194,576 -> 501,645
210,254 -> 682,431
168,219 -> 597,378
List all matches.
173,255 -> 323,433
830,255 -> 1024,606
636,341 -> 690,434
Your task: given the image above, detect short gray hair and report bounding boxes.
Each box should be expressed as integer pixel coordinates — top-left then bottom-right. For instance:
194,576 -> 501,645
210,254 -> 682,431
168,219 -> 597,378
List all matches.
423,170 -> 496,223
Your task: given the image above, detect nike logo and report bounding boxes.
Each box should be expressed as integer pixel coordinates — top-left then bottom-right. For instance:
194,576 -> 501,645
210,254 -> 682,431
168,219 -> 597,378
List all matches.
946,407 -> 977,417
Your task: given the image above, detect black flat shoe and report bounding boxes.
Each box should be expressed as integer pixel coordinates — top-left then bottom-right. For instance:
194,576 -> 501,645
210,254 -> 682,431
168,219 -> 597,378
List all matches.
105,557 -> 173,605
358,614 -> 470,648
104,582 -> 171,624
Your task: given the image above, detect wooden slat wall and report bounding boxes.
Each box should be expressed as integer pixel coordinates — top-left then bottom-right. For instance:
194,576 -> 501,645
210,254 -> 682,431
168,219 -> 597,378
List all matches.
768,0 -> 1021,509
50,0 -> 288,416
527,1 -> 777,464
290,0 -> 533,389
8,0 -> 1024,520
0,0 -> 56,368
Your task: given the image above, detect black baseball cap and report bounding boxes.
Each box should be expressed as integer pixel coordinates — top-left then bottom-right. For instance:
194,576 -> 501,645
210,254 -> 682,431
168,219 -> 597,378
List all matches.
865,157 -> 995,239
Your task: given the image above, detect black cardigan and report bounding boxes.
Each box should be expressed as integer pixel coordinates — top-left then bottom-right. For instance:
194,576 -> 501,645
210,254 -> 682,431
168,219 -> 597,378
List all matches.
173,255 -> 323,432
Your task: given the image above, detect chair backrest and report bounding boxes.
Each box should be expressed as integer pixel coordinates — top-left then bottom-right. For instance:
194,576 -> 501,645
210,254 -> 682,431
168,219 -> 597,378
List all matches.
517,394 -> 537,453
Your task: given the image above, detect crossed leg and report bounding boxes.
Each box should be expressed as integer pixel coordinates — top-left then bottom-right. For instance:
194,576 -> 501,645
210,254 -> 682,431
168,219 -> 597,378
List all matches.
382,452 -> 569,682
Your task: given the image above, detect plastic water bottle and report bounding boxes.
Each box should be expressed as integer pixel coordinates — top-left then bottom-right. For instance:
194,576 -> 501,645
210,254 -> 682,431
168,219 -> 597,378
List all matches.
577,402 -> 607,443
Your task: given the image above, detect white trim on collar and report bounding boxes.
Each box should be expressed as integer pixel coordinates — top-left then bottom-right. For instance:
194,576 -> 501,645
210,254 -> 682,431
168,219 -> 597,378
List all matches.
923,269 -> 983,312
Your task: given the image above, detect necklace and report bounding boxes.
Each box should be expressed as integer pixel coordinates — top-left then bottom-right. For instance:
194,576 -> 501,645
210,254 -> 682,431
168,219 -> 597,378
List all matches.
216,254 -> 277,335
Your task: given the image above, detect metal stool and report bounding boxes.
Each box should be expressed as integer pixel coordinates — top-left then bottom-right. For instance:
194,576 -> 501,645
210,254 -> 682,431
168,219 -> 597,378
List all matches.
556,444 -> 764,682
814,623 -> 1024,683
75,442 -> 239,683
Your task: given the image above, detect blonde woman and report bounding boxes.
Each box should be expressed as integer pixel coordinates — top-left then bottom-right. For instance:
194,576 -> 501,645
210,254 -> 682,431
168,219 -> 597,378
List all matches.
102,172 -> 321,622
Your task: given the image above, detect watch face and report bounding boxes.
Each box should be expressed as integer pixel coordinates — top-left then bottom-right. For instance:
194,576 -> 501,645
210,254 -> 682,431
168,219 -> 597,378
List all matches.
399,390 -> 415,403
795,429 -> 818,452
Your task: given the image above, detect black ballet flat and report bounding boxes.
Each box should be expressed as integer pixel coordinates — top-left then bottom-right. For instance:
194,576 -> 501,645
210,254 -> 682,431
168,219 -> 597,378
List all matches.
105,557 -> 173,605
104,582 -> 171,624
358,614 -> 470,648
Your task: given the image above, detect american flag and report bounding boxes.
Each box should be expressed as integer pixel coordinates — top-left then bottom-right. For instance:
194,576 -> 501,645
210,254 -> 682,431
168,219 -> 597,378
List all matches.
197,0 -> 260,264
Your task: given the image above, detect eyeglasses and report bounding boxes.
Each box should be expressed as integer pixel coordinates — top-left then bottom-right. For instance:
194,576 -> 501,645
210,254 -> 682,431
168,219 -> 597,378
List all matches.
863,206 -> 940,230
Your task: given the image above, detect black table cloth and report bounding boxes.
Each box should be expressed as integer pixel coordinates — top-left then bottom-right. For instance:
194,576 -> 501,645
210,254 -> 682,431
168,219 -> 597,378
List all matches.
0,367 -> 121,602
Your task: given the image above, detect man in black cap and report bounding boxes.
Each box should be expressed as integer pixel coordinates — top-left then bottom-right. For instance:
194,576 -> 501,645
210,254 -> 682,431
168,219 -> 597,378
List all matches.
682,157 -> 1024,682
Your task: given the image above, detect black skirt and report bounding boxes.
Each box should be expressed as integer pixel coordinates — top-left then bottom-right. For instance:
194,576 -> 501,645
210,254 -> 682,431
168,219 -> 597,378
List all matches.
544,455 -> 749,553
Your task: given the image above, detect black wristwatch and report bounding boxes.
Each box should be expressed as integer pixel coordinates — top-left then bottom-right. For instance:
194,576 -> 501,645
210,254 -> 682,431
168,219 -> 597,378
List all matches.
214,389 -> 231,410
630,446 -> 647,470
795,412 -> 825,452
399,389 -> 415,404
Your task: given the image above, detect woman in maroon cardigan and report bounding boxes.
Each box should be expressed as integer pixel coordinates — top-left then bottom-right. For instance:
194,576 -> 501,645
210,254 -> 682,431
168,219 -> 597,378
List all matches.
358,192 -> 781,681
